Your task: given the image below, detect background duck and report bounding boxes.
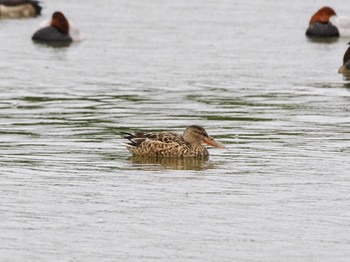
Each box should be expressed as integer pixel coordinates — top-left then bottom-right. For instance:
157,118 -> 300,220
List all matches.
0,0 -> 41,18
338,43 -> 350,77
306,6 -> 350,37
32,11 -> 81,44
122,125 -> 225,158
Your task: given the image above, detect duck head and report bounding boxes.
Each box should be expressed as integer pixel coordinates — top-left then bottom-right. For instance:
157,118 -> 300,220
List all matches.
309,6 -> 336,25
51,11 -> 69,34
183,125 -> 226,148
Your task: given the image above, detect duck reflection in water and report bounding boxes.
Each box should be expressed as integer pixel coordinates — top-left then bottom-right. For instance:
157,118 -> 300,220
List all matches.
129,156 -> 215,171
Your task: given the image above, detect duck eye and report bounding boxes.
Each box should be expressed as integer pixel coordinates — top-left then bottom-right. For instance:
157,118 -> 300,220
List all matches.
194,130 -> 207,137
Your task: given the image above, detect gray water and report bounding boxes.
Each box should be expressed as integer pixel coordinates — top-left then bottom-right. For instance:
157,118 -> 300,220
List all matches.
1,0 -> 350,261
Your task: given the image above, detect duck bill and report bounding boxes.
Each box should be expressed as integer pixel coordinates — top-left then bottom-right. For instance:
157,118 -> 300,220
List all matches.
203,137 -> 226,149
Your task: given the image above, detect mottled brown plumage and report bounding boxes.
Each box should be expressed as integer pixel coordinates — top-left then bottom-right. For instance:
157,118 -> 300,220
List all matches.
122,125 -> 225,159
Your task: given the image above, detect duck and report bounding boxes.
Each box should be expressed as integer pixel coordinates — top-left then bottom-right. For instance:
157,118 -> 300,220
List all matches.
338,43 -> 350,77
0,0 -> 41,18
122,125 -> 226,159
32,11 -> 81,44
306,7 -> 350,37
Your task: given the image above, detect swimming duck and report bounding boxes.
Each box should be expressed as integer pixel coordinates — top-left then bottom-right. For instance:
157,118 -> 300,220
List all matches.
306,7 -> 339,37
0,0 -> 41,18
122,125 -> 225,158
306,7 -> 350,37
338,43 -> 350,77
32,11 -> 81,44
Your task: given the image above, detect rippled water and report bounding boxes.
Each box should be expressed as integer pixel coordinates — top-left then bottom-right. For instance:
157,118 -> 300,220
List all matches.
1,0 -> 350,261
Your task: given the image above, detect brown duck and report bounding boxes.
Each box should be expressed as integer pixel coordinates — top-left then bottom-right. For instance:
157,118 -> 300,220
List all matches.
122,125 -> 225,158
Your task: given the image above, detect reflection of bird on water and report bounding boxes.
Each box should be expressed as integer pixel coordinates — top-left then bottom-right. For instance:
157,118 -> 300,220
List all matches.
130,156 -> 215,171
122,125 -> 225,159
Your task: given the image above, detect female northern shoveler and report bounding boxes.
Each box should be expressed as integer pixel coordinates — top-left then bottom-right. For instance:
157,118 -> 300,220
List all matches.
306,7 -> 350,37
32,11 -> 81,44
122,125 -> 225,158
339,43 -> 350,77
0,0 -> 41,18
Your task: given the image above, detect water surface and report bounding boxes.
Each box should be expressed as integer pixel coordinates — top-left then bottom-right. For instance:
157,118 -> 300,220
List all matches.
1,0 -> 350,261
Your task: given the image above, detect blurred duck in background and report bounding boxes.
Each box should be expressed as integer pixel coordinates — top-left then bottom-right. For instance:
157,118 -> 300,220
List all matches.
338,43 -> 350,77
32,11 -> 81,44
0,0 -> 41,18
306,6 -> 350,37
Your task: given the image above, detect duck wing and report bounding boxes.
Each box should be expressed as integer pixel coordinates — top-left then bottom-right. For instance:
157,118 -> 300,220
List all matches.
122,131 -> 184,147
